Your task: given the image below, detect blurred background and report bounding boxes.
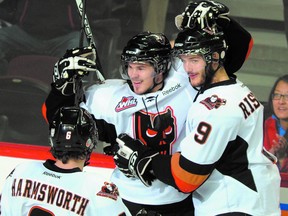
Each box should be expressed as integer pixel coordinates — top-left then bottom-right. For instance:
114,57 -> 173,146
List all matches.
0,0 -> 287,146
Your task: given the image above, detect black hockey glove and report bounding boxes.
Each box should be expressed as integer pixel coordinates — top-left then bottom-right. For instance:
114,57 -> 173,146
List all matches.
113,133 -> 159,187
52,46 -> 97,96
103,142 -> 119,156
175,0 -> 230,32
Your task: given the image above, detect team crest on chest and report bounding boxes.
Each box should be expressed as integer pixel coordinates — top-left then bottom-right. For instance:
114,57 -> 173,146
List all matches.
115,96 -> 137,112
200,94 -> 226,110
134,107 -> 177,155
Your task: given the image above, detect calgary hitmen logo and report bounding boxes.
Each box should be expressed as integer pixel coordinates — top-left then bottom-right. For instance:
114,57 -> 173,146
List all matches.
115,96 -> 137,112
200,94 -> 226,110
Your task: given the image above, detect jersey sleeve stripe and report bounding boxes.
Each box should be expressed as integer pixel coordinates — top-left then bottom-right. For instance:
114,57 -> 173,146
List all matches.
171,153 -> 210,193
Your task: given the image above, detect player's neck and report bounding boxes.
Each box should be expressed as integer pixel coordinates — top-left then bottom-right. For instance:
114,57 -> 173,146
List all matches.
211,67 -> 229,84
55,159 -> 84,171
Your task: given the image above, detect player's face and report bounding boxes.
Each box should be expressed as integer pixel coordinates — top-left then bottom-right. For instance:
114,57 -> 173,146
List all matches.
128,62 -> 162,94
272,80 -> 288,121
180,54 -> 206,87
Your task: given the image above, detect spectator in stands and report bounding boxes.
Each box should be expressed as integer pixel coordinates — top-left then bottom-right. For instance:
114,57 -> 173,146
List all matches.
0,0 -> 111,76
264,74 -> 288,173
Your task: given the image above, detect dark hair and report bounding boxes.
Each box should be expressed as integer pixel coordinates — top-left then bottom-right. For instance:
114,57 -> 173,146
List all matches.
268,74 -> 288,116
50,149 -> 87,164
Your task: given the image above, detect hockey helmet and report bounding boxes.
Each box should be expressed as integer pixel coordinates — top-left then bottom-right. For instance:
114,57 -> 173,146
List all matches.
172,28 -> 228,65
49,106 -> 98,155
121,31 -> 172,79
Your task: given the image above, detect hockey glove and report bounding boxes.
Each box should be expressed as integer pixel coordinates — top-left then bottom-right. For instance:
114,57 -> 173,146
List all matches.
103,142 -> 119,156
53,46 -> 97,96
175,0 -> 230,32
113,133 -> 159,187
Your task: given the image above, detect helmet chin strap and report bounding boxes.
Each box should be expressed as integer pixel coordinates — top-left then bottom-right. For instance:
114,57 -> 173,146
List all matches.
192,63 -> 216,102
84,152 -> 91,166
200,61 -> 221,92
143,72 -> 164,94
201,50 -> 225,89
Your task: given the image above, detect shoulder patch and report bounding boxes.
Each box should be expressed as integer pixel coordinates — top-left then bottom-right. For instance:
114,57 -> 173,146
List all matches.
200,94 -> 226,110
96,182 -> 119,200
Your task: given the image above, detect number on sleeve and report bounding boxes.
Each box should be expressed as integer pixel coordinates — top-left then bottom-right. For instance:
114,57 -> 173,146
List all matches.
194,122 -> 211,144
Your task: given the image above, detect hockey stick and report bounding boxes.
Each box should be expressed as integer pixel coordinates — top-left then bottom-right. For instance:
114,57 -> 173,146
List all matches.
76,0 -> 95,48
78,0 -> 86,48
74,0 -> 105,106
75,0 -> 104,76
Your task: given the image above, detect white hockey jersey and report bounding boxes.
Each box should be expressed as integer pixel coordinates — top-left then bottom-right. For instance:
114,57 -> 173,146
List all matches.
82,68 -> 196,205
0,160 -> 131,216
175,79 -> 281,216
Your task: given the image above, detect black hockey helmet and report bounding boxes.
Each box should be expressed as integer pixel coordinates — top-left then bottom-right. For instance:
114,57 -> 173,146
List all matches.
120,31 -> 172,79
172,28 -> 228,86
49,106 -> 98,155
172,28 -> 228,65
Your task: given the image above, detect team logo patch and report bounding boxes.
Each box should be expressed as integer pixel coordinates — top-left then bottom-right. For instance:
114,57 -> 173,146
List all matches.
200,94 -> 226,110
134,107 -> 176,155
97,182 -> 119,200
115,96 -> 137,112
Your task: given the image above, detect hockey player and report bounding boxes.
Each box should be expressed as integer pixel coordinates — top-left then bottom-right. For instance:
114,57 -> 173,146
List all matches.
113,2 -> 281,216
44,32 -> 196,215
42,2 -> 253,215
1,106 -> 131,216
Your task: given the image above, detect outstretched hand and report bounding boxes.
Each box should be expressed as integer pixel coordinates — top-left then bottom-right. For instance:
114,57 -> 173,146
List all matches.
52,46 -> 97,96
